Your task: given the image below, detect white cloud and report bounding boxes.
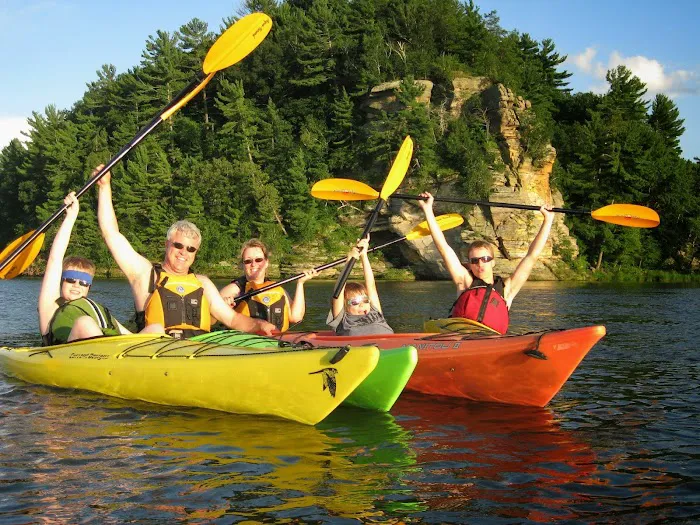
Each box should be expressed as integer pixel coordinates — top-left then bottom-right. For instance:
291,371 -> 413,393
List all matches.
608,51 -> 695,96
567,47 -> 610,87
568,48 -> 698,97
572,47 -> 597,74
0,116 -> 31,150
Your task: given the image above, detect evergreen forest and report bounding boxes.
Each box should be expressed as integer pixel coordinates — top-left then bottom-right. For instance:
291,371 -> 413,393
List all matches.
1,0 -> 698,278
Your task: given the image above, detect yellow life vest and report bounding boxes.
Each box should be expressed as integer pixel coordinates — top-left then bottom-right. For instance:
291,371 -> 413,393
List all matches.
234,279 -> 290,332
144,266 -> 210,339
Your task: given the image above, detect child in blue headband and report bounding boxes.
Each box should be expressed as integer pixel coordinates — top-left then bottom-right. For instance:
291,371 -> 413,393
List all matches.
38,174 -> 163,346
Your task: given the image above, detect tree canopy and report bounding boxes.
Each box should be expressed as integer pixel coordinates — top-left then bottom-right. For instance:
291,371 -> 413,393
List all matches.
1,0 -> 697,275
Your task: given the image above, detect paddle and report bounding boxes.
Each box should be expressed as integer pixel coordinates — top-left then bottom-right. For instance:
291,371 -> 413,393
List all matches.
234,213 -> 463,304
311,178 -> 660,228
0,12 -> 273,279
331,136 -> 413,299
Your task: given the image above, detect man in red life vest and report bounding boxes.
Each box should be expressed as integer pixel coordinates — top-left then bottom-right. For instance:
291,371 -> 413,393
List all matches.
418,192 -> 554,334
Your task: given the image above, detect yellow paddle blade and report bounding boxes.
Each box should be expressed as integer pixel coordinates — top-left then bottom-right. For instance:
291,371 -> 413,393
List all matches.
203,12 -> 272,74
591,204 -> 660,228
405,213 -> 464,240
423,317 -> 499,335
161,73 -> 215,121
0,231 -> 45,279
310,178 -> 379,201
380,135 -> 413,200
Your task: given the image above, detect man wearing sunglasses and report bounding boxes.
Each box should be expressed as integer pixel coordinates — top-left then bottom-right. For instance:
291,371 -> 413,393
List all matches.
418,192 -> 554,334
38,191 -> 136,346
95,168 -> 275,338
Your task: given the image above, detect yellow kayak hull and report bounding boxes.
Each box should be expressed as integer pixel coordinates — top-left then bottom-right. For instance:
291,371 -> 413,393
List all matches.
0,334 -> 380,425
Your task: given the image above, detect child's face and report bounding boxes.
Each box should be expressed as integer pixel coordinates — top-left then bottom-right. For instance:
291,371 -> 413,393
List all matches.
466,246 -> 495,281
61,267 -> 91,301
346,293 -> 370,316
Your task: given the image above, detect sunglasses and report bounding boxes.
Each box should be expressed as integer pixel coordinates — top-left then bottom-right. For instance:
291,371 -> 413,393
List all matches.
243,257 -> 265,265
347,295 -> 370,307
468,255 -> 494,265
171,241 -> 198,253
62,277 -> 91,287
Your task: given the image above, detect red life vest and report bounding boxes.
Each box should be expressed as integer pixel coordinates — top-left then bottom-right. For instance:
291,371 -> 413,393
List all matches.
450,277 -> 509,334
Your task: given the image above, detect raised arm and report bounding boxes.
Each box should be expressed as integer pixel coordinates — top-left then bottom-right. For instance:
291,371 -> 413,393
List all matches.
288,268 -> 318,324
95,166 -> 151,285
200,276 -> 275,335
417,192 -> 471,289
504,206 -> 555,302
38,192 -> 78,335
331,244 -> 361,318
357,237 -> 383,313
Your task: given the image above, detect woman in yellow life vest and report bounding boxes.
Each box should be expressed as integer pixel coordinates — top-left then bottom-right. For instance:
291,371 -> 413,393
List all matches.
219,239 -> 318,332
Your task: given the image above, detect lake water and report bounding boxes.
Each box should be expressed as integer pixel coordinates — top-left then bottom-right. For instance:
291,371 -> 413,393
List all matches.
1,279 -> 698,523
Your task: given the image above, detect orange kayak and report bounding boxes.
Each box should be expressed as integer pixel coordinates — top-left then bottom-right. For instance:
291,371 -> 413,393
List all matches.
278,325 -> 606,407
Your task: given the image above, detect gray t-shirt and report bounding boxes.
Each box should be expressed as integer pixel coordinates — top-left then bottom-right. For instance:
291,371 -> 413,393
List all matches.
326,305 -> 394,336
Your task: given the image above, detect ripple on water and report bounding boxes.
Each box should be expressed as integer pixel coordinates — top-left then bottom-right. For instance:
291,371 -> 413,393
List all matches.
1,280 -> 699,523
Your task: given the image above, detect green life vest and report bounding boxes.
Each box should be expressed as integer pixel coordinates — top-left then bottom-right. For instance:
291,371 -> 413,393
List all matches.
43,297 -> 121,346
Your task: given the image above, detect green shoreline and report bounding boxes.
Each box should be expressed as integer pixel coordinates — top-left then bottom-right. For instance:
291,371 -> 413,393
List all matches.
17,264 -> 700,284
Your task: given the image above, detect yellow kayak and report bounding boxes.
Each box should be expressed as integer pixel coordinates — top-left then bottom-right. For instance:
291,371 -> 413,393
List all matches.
0,334 -> 380,425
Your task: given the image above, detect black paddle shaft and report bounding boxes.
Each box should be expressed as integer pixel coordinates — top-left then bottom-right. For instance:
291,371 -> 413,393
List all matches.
235,235 -> 406,303
0,77 -> 203,274
331,199 -> 384,300
392,193 -> 590,215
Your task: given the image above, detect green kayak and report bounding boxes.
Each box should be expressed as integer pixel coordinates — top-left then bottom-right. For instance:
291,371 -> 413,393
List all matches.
191,330 -> 417,412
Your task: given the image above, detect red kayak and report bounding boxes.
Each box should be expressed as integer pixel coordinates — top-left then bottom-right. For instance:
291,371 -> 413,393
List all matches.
278,324 -> 606,407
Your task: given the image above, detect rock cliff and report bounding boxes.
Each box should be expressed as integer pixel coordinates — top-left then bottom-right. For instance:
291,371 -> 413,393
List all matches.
365,76 -> 578,280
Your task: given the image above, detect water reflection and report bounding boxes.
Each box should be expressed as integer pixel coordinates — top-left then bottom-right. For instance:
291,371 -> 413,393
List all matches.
0,382 -> 417,523
392,394 -> 597,523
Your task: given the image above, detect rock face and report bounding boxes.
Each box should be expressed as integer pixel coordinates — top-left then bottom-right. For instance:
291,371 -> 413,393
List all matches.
366,76 -> 579,280
362,80 -> 434,116
449,76 -> 493,117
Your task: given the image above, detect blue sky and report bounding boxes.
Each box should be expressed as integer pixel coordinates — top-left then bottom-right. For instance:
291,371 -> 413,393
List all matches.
476,0 -> 700,160
1,0 -> 698,160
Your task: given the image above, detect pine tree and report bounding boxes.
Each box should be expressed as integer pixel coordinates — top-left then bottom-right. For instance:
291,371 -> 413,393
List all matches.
298,115 -> 330,184
137,29 -> 189,148
539,38 -> 572,93
178,18 -> 215,133
328,87 -> 356,173
112,140 -> 174,260
279,149 -> 319,241
256,98 -> 295,175
0,140 -> 29,244
648,94 -> 685,152
79,64 -> 123,135
604,65 -> 649,122
241,160 -> 286,249
26,107 -> 84,223
280,3 -> 337,95
214,79 -> 259,161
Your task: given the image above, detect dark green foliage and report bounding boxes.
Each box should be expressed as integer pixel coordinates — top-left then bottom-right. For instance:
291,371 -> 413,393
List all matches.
440,117 -> 494,199
0,1 -> 695,276
328,87 -> 356,173
604,66 -> 649,122
648,94 -> 685,152
0,140 -> 30,243
553,64 -> 696,273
